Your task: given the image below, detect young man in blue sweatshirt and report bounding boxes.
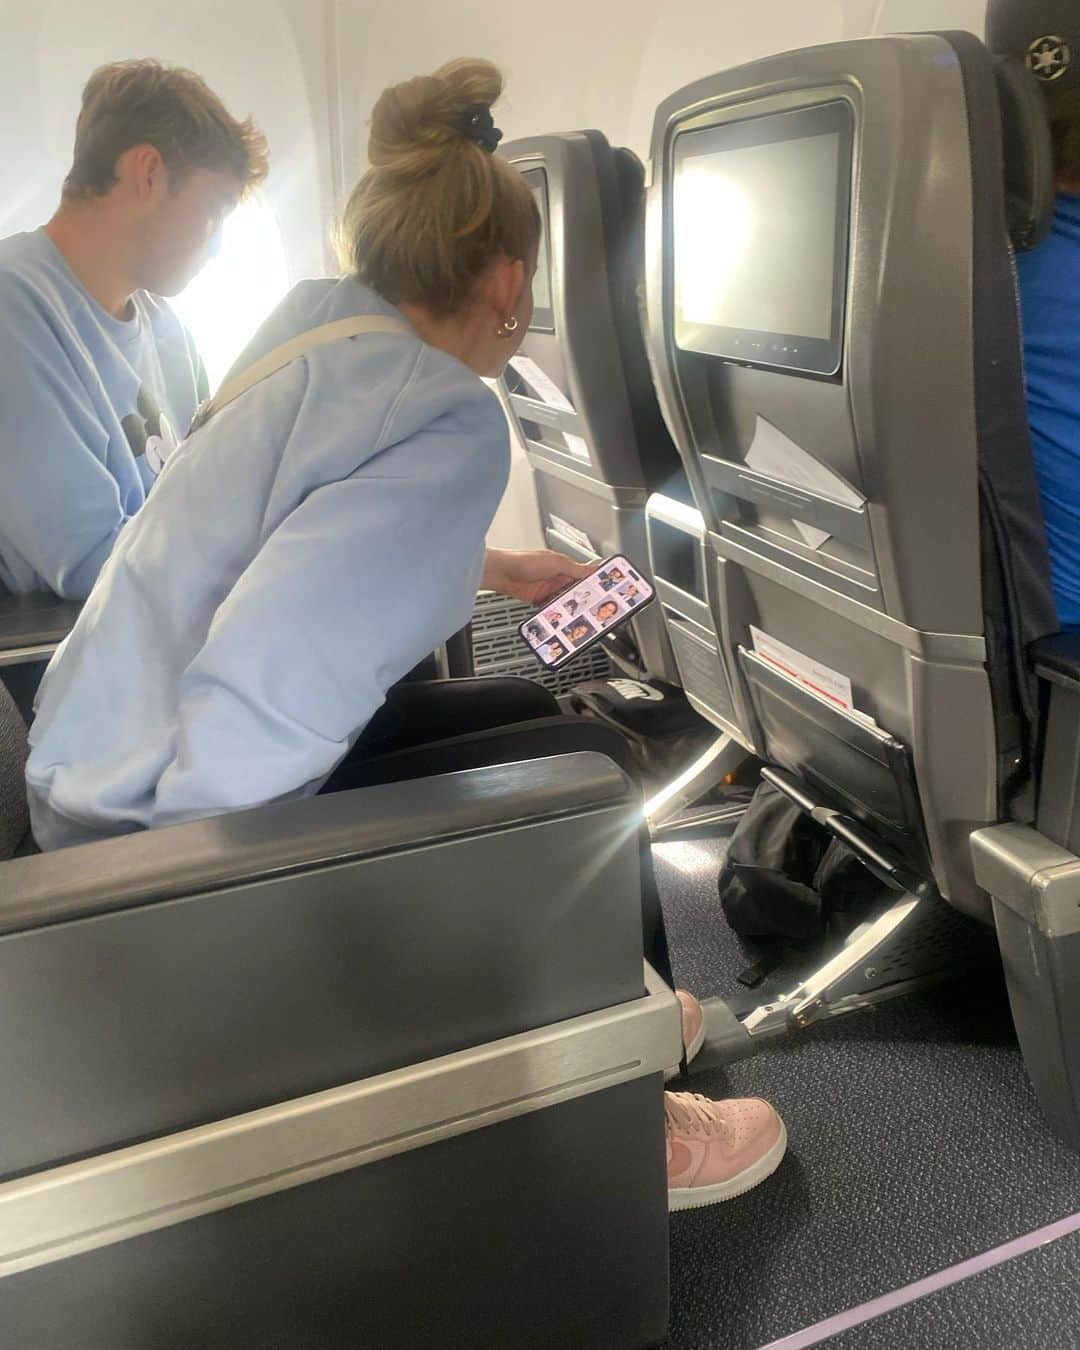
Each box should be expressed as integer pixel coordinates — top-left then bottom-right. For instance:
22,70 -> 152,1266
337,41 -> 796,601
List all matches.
990,1 -> 1080,629
0,60 -> 268,600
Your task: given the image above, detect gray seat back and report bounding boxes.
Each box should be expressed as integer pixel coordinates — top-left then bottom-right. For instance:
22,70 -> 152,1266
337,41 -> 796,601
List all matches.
643,33 -> 1057,917
0,680 -> 29,861
500,131 -> 684,682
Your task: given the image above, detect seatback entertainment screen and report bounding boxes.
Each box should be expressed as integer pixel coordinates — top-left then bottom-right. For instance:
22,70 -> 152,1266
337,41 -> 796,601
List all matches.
672,100 -> 853,376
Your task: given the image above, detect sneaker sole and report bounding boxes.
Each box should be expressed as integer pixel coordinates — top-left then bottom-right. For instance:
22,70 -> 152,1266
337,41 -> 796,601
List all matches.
667,1119 -> 788,1212
663,1012 -> 708,1083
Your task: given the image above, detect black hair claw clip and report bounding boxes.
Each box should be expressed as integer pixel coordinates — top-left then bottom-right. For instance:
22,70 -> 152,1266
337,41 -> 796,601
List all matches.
458,104 -> 503,153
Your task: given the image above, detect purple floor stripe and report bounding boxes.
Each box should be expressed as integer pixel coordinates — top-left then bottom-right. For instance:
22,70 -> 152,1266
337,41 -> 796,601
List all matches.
757,1209 -> 1080,1350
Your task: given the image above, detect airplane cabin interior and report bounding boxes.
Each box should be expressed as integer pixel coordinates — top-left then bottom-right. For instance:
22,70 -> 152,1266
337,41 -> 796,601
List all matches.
4,0 -> 1080,1346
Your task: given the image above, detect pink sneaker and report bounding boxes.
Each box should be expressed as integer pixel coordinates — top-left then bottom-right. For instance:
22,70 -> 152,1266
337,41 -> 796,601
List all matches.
665,990 -> 706,1081
665,1091 -> 787,1211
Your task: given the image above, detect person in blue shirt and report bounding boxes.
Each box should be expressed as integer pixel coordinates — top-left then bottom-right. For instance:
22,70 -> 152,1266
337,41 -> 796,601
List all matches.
990,0 -> 1080,627
26,58 -> 568,848
25,57 -> 787,1211
0,59 -> 268,600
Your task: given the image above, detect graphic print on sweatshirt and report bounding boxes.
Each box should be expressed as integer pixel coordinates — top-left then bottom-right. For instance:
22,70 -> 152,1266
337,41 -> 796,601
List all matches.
121,385 -> 178,476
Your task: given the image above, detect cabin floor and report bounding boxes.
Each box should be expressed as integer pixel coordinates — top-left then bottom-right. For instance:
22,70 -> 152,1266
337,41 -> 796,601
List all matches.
654,833 -> 1080,1350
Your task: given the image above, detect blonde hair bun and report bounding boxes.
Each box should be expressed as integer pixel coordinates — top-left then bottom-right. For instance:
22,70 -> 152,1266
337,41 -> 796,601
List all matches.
368,58 -> 502,177
339,57 -> 539,314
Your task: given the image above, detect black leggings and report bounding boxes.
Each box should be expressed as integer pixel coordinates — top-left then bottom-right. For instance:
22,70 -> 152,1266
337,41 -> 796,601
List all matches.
320,677 -> 675,989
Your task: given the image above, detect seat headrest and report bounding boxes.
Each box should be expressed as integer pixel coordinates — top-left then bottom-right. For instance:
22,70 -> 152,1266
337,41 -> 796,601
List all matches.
993,54 -> 1056,253
987,0 -> 1080,94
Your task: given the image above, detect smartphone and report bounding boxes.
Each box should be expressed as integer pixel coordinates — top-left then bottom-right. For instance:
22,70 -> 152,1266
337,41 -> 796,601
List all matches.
518,554 -> 656,669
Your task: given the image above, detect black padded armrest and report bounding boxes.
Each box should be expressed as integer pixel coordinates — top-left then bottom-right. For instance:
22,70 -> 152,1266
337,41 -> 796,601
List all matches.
0,590 -> 82,652
1032,634 -> 1080,856
0,752 -> 630,936
1031,632 -> 1080,692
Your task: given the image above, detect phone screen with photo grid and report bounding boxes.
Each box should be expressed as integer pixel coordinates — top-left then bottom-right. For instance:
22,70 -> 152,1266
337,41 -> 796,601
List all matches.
518,555 -> 656,669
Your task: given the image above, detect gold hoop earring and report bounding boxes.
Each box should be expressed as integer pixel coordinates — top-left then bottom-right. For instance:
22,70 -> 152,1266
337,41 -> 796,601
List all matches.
497,315 -> 520,338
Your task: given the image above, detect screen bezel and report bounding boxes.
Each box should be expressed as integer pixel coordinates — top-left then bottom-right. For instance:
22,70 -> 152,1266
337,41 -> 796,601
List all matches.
670,99 -> 854,378
521,166 -> 556,333
517,554 -> 656,671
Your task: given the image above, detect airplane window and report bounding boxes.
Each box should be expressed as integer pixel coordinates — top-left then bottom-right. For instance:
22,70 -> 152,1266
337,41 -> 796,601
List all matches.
170,194 -> 290,391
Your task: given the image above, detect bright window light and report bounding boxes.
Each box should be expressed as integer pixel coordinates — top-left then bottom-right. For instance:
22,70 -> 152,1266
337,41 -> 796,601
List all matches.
674,165 -> 753,328
652,840 -> 721,878
170,195 -> 290,391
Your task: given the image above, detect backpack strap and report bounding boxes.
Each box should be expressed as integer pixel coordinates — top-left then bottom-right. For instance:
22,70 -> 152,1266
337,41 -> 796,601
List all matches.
188,314 -> 415,433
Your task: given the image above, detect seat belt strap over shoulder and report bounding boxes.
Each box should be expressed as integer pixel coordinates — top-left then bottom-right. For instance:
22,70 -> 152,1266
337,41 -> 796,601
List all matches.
188,314 -> 415,434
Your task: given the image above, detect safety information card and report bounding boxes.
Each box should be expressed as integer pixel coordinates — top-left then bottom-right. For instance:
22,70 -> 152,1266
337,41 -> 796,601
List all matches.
749,625 -> 855,714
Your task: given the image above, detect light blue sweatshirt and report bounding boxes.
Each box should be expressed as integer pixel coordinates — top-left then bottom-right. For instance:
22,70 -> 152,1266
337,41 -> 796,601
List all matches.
0,228 -> 207,599
26,278 -> 510,849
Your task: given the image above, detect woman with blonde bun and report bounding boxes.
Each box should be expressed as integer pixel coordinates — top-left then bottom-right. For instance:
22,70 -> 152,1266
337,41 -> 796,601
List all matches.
26,59 -> 785,1209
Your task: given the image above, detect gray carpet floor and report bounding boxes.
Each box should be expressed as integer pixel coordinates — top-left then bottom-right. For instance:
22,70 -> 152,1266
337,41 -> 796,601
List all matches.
653,836 -> 1080,1350
825,1229 -> 1080,1349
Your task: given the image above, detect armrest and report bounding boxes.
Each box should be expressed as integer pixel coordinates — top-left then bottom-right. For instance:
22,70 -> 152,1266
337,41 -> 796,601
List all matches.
0,751 -> 644,1177
1031,631 -> 1080,693
0,752 -> 631,936
0,590 -> 82,655
1030,634 -> 1080,853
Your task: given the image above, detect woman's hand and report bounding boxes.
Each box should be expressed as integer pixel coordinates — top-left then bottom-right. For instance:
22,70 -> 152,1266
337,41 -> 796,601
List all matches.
482,547 -> 594,607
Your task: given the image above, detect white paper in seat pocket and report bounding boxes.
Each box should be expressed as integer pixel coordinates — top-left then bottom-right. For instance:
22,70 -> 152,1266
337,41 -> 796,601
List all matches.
549,514 -> 596,556
749,626 -> 855,714
561,432 -> 591,464
745,416 -> 864,509
792,520 -> 832,550
509,356 -> 574,413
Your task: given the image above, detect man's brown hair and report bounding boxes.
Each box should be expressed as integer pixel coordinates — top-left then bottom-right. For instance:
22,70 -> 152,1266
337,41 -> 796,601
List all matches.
63,59 -> 269,199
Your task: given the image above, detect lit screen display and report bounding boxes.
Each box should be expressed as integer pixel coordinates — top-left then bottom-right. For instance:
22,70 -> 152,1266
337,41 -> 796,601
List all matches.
522,168 -> 555,331
672,101 -> 853,376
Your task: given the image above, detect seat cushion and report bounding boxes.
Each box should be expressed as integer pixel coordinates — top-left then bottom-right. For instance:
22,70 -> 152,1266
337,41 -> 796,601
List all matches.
0,679 -> 30,861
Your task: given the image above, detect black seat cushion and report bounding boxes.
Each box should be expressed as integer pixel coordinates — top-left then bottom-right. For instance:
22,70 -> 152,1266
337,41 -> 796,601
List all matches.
0,679 -> 30,861
1032,631 -> 1080,689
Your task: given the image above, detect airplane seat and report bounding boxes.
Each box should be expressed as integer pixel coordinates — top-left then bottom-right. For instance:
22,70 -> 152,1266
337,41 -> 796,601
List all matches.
0,705 -> 677,1345
641,32 -> 1080,1147
646,28 -> 1056,914
500,130 -> 684,685
604,140 -> 751,751
0,589 -> 82,725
